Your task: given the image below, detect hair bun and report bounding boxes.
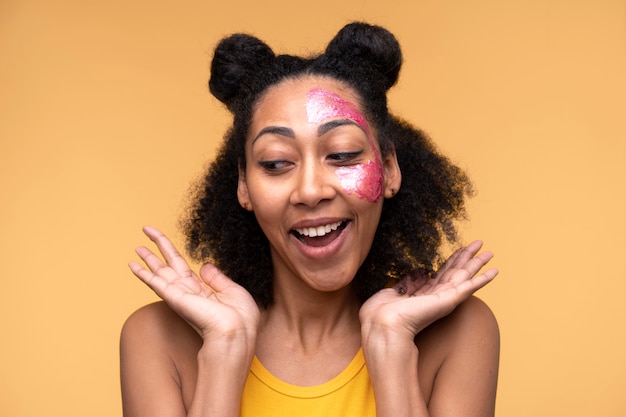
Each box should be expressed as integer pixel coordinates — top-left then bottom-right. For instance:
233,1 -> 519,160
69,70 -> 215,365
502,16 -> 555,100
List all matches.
209,34 -> 275,108
324,22 -> 402,91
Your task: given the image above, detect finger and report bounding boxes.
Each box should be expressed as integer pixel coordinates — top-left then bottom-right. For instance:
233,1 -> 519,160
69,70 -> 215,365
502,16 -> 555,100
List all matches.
199,263 -> 235,293
135,245 -> 166,273
128,260 -> 173,294
436,240 -> 483,277
437,247 -> 463,275
132,245 -> 205,294
424,266 -> 498,307
459,250 -> 494,279
128,260 -> 151,281
448,240 -> 484,269
143,226 -> 192,275
447,267 -> 499,299
129,260 -> 206,300
134,246 -> 187,284
438,251 -> 494,288
472,267 -> 499,288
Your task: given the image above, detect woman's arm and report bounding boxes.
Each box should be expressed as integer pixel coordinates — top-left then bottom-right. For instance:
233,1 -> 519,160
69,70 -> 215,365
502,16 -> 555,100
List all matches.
425,297 -> 499,417
360,322 -> 428,416
121,227 -> 259,417
360,241 -> 499,417
120,303 -> 194,417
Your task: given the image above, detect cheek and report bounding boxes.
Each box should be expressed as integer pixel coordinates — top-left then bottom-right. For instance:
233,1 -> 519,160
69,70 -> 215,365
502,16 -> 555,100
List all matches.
336,159 -> 384,203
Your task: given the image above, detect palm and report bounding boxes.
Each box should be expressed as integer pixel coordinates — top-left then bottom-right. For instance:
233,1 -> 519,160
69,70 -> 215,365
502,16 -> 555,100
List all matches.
360,241 -> 498,339
129,226 -> 260,340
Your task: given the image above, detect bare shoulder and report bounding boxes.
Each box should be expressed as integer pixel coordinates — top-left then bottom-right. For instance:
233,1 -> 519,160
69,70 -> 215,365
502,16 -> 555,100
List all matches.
121,301 -> 202,372
447,295 -> 499,342
417,296 -> 499,348
416,296 -> 500,416
120,302 -> 201,417
419,296 -> 499,367
121,301 -> 199,344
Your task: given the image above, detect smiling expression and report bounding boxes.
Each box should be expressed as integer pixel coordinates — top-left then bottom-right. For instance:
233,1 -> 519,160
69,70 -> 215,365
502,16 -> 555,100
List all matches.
238,76 -> 400,294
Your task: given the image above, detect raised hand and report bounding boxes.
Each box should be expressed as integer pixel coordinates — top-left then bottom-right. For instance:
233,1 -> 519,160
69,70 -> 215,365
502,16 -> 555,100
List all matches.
128,226 -> 260,342
360,240 -> 498,341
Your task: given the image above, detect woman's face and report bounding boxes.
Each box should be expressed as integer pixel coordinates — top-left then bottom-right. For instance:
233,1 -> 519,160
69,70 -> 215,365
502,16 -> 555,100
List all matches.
238,76 -> 401,294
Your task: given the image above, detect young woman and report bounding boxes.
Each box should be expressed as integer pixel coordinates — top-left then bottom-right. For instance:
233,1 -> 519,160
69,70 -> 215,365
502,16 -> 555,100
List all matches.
120,22 -> 500,417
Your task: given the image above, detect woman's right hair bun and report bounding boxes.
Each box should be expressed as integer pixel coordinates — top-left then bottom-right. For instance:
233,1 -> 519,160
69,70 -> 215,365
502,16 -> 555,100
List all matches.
324,22 -> 402,91
209,34 -> 276,108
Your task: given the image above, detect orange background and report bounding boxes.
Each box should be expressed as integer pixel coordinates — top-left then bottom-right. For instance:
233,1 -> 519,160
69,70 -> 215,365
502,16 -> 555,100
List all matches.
1,1 -> 625,416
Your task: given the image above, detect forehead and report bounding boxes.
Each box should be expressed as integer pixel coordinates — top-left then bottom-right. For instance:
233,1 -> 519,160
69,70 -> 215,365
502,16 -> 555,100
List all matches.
252,76 -> 364,121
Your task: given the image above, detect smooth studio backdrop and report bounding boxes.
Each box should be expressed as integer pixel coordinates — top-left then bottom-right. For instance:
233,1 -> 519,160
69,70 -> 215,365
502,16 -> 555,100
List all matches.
1,1 -> 625,416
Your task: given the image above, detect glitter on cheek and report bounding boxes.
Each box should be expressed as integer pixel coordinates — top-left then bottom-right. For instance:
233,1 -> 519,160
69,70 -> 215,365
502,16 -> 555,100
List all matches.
336,160 -> 384,203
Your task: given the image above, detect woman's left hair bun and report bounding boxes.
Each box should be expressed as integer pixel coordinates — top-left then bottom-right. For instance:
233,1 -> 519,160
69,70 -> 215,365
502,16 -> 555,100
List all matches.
323,22 -> 402,91
209,34 -> 275,108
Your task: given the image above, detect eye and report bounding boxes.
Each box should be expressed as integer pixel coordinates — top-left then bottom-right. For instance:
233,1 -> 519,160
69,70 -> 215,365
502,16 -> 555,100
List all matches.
327,151 -> 363,164
258,160 -> 293,173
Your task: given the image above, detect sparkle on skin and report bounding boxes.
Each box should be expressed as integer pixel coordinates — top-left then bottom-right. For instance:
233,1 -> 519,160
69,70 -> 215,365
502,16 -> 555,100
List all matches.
305,88 -> 383,202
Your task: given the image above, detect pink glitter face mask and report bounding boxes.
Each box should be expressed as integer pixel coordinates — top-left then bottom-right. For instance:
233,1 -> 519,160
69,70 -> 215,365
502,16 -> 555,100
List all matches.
305,88 -> 384,203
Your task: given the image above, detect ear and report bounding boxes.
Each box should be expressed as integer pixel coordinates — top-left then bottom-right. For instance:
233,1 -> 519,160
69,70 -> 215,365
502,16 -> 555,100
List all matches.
237,165 -> 254,211
382,147 -> 402,199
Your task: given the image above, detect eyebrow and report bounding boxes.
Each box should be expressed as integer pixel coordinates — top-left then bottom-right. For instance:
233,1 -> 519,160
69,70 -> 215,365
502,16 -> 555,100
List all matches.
253,119 -> 365,144
317,119 -> 364,136
252,126 -> 295,143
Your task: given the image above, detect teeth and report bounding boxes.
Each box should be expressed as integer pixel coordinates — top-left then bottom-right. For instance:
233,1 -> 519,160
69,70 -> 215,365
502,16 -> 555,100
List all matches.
295,221 -> 342,237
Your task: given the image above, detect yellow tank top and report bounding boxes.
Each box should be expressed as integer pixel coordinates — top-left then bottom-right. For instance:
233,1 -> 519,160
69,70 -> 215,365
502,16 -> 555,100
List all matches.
240,348 -> 376,417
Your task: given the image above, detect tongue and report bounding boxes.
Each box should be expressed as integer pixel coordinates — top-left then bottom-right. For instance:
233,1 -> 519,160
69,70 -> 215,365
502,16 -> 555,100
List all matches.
300,228 -> 342,247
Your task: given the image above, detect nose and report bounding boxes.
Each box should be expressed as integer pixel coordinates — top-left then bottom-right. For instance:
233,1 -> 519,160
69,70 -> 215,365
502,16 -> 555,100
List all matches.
289,159 -> 336,208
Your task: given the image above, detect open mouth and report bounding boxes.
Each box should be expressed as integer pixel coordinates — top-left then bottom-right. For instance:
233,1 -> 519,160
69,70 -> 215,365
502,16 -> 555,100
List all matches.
291,221 -> 348,247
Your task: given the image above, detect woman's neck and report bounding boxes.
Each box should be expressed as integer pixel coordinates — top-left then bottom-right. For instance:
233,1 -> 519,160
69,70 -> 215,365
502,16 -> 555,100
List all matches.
254,283 -> 363,385
258,282 -> 362,353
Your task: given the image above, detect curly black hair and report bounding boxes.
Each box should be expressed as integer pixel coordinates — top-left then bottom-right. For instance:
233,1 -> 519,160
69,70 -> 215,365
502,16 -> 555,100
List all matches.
182,22 -> 473,308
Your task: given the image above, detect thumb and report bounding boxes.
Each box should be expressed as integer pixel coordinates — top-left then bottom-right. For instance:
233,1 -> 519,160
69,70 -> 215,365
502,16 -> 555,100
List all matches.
199,263 -> 234,292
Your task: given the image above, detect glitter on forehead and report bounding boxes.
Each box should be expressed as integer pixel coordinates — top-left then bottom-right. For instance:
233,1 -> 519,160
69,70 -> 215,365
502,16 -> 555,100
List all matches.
305,88 -> 368,131
305,87 -> 384,203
